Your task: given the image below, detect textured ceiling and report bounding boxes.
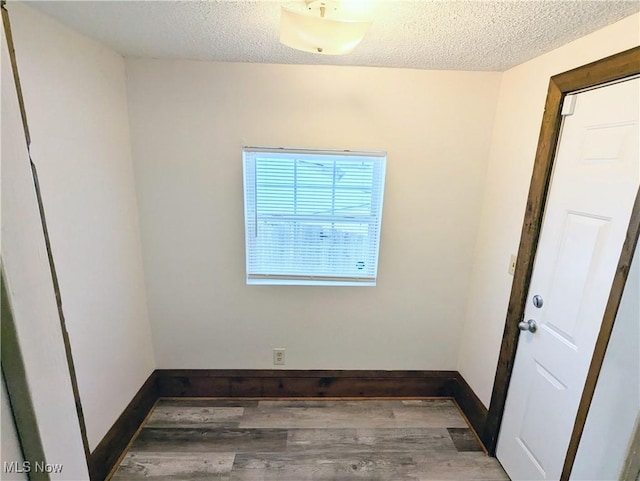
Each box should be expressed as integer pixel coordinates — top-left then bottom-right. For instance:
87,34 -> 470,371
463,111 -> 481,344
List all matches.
25,0 -> 640,71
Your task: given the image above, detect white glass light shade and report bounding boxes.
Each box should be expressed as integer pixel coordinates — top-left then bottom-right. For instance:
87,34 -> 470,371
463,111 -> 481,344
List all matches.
280,5 -> 372,55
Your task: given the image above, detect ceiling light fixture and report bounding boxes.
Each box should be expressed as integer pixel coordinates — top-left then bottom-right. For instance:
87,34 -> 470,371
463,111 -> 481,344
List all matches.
280,1 -> 373,55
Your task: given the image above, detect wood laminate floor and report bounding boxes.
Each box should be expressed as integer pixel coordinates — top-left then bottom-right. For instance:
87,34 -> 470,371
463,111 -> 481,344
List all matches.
111,399 -> 510,480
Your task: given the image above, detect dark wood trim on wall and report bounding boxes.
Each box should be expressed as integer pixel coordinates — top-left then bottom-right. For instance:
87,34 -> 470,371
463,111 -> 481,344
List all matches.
480,78 -> 563,454
155,369 -> 459,398
89,372 -> 158,481
156,369 -> 488,449
156,368 -> 488,448
443,373 -> 488,442
482,46 -> 640,472
1,1 -> 30,145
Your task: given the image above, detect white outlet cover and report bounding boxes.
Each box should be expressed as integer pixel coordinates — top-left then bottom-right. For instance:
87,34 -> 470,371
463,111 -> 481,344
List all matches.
273,348 -> 285,365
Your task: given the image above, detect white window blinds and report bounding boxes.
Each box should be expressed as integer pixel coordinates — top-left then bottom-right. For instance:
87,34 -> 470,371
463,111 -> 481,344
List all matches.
243,148 -> 386,286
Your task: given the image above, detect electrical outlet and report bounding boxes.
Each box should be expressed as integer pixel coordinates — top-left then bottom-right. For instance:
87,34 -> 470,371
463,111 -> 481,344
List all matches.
273,348 -> 285,365
509,254 -> 517,276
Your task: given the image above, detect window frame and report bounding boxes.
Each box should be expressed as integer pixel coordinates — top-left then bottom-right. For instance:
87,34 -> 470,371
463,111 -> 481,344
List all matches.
242,147 -> 387,286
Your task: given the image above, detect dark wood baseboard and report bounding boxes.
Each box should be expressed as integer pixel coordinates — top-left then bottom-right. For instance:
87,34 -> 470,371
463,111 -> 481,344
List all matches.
154,369 -> 488,448
442,372 -> 489,448
155,369 -> 458,398
89,369 -> 489,479
89,371 -> 158,481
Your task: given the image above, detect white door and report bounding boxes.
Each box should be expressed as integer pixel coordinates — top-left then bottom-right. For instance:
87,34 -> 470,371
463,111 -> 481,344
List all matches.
497,77 -> 640,481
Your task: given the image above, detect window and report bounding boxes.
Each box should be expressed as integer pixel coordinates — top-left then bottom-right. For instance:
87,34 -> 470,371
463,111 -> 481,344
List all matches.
243,147 -> 386,286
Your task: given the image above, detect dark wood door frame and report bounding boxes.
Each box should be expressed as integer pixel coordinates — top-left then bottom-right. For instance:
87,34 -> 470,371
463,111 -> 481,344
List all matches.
480,46 -> 640,477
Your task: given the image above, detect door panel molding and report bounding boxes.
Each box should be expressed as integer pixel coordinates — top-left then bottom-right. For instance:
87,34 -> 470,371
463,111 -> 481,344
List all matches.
482,46 -> 640,477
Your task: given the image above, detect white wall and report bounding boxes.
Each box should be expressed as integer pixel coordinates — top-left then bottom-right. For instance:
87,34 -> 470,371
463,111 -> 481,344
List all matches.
571,240 -> 640,481
7,3 -> 155,450
1,12 -> 88,477
126,59 -> 501,369
457,13 -> 640,407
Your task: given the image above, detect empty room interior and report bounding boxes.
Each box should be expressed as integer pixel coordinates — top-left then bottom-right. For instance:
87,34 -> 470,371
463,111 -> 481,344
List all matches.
1,1 -> 640,480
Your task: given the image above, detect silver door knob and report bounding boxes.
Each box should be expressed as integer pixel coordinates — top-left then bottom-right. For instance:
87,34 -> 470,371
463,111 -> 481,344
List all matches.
518,319 -> 538,333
